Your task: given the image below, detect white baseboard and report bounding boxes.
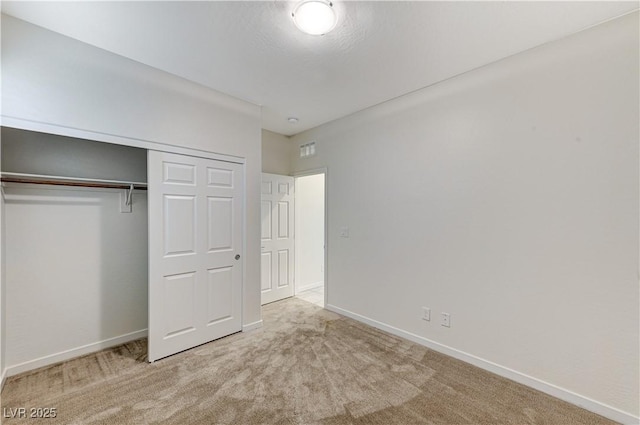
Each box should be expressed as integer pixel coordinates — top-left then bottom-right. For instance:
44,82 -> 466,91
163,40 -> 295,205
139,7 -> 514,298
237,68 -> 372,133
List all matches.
6,329 -> 148,378
1,366 -> 7,391
242,320 -> 263,332
326,304 -> 639,425
296,281 -> 323,293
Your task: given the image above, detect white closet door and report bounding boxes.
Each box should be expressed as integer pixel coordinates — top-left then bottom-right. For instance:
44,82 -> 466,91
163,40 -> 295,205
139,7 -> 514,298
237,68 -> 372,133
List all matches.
261,173 -> 294,305
148,150 -> 243,362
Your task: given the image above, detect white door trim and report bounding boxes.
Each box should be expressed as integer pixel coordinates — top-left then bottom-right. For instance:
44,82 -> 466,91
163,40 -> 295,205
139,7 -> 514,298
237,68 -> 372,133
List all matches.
293,168 -> 328,307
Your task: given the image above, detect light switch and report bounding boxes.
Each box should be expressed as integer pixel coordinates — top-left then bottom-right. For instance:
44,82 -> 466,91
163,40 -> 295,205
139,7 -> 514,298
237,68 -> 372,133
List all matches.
339,227 -> 349,238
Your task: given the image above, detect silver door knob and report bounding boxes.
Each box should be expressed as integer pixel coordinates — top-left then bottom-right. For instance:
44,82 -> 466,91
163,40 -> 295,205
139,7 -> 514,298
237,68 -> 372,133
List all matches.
235,254 -> 241,260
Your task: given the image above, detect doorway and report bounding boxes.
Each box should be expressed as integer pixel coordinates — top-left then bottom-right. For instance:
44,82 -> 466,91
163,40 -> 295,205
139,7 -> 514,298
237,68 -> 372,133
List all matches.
294,171 -> 326,308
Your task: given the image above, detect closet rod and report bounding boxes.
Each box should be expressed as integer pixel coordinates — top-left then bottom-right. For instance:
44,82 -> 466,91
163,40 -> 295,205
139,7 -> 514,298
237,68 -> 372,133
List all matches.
0,172 -> 147,190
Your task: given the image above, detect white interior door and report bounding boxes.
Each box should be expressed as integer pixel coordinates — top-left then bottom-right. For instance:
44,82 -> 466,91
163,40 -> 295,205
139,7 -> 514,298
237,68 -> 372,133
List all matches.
148,150 -> 243,362
261,173 -> 294,305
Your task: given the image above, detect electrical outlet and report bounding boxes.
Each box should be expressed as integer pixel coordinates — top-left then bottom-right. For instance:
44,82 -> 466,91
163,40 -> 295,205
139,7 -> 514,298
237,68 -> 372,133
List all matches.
422,307 -> 431,321
441,312 -> 451,327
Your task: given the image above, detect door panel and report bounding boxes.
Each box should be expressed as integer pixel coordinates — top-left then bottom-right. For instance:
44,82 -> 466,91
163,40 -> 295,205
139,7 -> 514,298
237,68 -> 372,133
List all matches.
261,252 -> 272,291
207,197 -> 233,251
278,202 -> 290,238
207,267 -> 233,323
163,161 -> 196,185
207,167 -> 233,187
163,272 -> 196,337
163,195 -> 196,256
261,201 -> 272,239
278,250 -> 290,287
261,173 -> 294,305
149,150 -> 243,362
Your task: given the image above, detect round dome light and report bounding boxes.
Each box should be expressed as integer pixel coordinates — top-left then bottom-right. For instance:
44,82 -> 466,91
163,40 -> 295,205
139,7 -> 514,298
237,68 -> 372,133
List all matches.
292,0 -> 337,36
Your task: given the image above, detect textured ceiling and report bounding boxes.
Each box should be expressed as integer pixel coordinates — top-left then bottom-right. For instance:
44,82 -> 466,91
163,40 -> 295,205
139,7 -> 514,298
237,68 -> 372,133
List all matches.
2,1 -> 637,136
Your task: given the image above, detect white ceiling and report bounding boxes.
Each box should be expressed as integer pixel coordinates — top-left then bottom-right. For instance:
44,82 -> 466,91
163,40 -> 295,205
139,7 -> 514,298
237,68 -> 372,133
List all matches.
2,1 -> 637,136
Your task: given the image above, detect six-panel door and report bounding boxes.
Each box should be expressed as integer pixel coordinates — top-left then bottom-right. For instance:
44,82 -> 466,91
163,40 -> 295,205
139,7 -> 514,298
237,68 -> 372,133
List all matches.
261,173 -> 294,305
148,150 -> 243,362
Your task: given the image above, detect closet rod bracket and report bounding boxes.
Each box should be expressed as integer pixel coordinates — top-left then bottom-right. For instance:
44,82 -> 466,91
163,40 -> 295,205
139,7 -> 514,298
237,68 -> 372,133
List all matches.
120,184 -> 134,213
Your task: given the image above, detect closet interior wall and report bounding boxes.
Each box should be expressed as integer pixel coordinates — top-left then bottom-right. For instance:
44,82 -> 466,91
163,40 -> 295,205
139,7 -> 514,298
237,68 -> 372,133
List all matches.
1,127 -> 149,375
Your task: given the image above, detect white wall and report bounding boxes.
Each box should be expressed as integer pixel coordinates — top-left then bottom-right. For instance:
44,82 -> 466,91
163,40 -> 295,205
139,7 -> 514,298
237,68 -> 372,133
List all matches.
4,186 -> 148,373
1,130 -> 149,374
262,130 -> 293,175
0,131 -> 5,386
291,12 -> 639,422
1,13 -> 263,369
295,174 -> 325,292
1,127 -> 148,182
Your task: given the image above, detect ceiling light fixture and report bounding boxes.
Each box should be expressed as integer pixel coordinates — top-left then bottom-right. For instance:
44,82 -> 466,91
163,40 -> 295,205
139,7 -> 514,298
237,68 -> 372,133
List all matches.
288,117 -> 299,124
292,0 -> 337,36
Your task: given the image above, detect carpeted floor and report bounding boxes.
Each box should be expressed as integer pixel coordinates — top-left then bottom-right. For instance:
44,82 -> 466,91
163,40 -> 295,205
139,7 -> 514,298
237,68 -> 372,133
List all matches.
1,298 -> 616,424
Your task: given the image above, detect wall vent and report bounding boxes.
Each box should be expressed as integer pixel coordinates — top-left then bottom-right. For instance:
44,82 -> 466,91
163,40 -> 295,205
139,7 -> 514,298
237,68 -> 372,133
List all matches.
299,141 -> 316,158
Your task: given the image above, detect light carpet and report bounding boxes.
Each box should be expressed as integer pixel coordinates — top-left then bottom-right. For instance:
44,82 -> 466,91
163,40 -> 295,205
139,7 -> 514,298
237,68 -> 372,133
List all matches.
1,298 -> 616,424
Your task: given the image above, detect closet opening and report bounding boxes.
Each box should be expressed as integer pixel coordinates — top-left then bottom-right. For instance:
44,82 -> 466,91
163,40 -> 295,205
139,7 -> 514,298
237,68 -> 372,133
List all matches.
1,126 -> 149,376
1,125 -> 247,371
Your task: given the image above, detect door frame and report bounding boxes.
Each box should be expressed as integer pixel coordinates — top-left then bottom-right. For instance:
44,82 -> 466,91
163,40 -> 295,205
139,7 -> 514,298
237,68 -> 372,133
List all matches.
293,168 -> 328,307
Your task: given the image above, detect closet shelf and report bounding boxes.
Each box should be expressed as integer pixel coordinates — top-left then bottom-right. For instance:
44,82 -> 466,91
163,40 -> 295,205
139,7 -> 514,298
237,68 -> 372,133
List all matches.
0,172 -> 148,190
